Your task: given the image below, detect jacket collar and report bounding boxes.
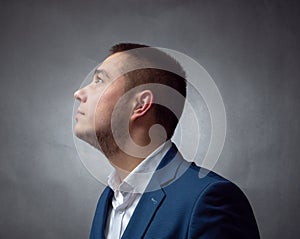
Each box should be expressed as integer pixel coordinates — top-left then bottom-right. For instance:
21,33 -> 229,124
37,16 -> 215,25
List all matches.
121,142 -> 190,238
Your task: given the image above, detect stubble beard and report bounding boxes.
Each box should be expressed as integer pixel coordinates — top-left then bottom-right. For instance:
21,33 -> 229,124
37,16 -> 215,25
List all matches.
96,125 -> 121,158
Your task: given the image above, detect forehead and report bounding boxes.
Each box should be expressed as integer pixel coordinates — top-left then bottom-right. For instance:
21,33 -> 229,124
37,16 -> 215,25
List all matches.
95,52 -> 130,80
95,51 -> 159,81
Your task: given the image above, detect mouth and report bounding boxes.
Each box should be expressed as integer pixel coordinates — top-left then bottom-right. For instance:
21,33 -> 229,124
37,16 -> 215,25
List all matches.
77,109 -> 85,115
75,109 -> 85,120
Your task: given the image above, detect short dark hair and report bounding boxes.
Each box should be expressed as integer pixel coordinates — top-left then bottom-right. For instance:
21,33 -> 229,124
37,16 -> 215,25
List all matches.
109,43 -> 187,139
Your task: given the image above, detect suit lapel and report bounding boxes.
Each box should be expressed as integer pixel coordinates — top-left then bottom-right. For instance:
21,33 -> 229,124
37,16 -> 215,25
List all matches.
90,187 -> 113,239
121,188 -> 165,239
121,143 -> 180,238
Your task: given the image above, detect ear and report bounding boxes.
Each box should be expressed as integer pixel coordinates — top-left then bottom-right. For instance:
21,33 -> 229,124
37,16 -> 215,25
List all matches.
131,90 -> 154,121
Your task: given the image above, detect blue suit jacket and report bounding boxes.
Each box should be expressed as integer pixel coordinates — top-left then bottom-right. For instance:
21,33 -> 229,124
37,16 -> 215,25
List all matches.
90,143 -> 260,239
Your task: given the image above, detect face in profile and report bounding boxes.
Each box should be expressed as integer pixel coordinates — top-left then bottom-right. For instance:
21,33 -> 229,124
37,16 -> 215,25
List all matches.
74,53 -> 130,156
74,49 -> 181,160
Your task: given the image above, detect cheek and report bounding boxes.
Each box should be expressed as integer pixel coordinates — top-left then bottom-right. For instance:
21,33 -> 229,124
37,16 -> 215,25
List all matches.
94,91 -> 122,124
92,79 -> 126,126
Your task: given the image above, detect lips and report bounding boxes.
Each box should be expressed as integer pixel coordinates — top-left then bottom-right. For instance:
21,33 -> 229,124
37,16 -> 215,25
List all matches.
77,109 -> 85,115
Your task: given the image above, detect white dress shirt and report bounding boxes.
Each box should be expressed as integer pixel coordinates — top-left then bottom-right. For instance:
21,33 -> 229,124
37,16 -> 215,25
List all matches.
105,140 -> 172,239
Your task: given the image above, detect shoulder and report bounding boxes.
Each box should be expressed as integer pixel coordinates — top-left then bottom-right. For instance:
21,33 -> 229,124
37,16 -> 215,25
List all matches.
178,161 -> 254,212
183,163 -> 260,238
165,159 -> 235,196
158,144 -> 237,196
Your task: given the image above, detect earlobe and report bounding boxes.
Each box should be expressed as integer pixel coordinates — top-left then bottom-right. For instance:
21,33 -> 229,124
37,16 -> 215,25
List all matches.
131,90 -> 154,121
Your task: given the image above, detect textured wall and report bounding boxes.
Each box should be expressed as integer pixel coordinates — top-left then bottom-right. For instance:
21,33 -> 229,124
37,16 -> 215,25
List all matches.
0,0 -> 299,238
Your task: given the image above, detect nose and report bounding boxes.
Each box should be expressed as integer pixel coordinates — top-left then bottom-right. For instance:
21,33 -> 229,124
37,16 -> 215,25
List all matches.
74,88 -> 87,102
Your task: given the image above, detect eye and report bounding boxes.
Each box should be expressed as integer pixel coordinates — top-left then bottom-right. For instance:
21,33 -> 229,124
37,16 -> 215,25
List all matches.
94,77 -> 104,84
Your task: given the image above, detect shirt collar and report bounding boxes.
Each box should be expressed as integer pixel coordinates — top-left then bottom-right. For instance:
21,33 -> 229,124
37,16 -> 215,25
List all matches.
107,140 -> 172,194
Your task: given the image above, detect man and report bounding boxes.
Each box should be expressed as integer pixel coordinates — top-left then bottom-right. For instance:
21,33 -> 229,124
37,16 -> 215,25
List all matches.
74,43 -> 260,239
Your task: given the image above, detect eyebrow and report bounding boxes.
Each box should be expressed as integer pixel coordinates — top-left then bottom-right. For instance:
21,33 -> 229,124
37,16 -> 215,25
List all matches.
94,69 -> 110,79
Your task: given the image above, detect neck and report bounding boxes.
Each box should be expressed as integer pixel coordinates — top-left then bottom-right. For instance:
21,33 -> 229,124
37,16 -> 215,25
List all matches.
108,152 -> 143,181
107,138 -> 165,181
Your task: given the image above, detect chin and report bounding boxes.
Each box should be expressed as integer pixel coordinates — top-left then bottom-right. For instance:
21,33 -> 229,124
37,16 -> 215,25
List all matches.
74,126 -> 101,149
74,124 -> 83,138
74,125 -> 88,141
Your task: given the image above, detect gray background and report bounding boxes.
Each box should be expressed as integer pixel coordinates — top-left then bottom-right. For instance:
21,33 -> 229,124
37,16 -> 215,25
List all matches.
0,0 -> 299,238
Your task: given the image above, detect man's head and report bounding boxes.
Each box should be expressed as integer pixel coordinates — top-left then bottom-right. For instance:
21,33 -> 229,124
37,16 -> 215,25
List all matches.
74,43 -> 186,159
